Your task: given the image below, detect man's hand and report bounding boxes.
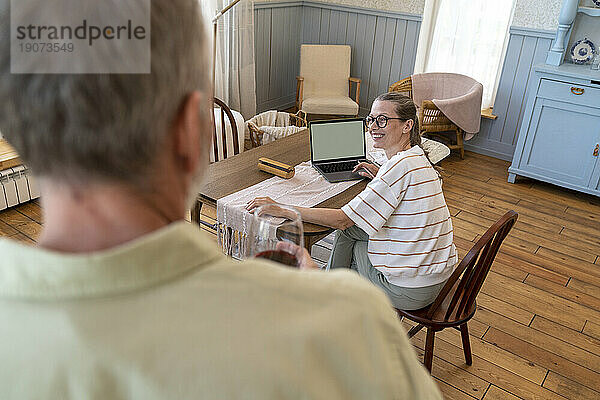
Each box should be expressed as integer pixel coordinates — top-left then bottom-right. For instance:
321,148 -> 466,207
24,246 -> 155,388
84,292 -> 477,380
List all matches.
276,241 -> 319,270
353,162 -> 379,179
246,196 -> 277,212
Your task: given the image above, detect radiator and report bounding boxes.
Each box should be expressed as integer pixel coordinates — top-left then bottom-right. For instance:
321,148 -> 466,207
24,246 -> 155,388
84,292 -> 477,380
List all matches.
0,165 -> 40,211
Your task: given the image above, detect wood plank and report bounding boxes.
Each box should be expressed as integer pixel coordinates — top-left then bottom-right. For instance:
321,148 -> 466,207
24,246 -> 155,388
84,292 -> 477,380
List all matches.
435,378 -> 479,400
516,198 -> 600,233
476,295 -> 534,326
528,181 -> 600,214
476,308 -> 600,371
483,328 -> 600,392
15,201 -> 42,224
500,244 -> 600,288
535,247 -> 598,273
524,274 -> 600,312
493,249 -> 569,285
559,227 -> 600,250
16,220 -> 42,241
7,232 -> 36,244
482,272 -> 592,331
0,208 -> 32,226
530,316 -> 600,357
454,208 -> 597,263
0,219 -> 18,236
412,347 -> 489,399
567,278 -> 600,300
444,192 -> 561,235
407,327 -> 566,400
433,327 -> 548,385
583,321 -> 600,340
543,371 -> 600,400
483,385 -> 521,400
454,237 -> 568,286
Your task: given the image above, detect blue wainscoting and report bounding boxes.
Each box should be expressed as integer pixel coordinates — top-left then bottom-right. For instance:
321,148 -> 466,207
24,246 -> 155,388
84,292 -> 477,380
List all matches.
255,1 -> 422,114
464,27 -> 555,161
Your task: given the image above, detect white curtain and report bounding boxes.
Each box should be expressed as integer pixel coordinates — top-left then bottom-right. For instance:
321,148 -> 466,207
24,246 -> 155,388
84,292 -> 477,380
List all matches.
202,0 -> 256,119
416,0 -> 515,109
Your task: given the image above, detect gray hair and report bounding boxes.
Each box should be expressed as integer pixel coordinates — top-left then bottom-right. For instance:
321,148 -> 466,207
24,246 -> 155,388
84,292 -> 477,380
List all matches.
0,0 -> 210,186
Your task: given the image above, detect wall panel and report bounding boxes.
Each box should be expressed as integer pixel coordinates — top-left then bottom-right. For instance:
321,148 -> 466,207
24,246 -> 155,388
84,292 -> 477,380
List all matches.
465,28 -> 555,160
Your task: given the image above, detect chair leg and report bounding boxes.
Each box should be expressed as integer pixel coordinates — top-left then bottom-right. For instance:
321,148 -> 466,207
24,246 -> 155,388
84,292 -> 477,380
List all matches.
456,129 -> 464,159
191,200 -> 203,225
424,328 -> 436,372
460,324 -> 472,365
407,323 -> 424,338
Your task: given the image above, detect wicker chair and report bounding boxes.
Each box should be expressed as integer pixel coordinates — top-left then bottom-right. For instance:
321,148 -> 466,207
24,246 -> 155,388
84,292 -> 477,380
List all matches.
390,77 -> 464,159
247,110 -> 307,148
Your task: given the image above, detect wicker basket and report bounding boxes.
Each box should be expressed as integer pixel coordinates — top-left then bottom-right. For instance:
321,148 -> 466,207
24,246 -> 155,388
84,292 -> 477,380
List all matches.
247,110 -> 307,148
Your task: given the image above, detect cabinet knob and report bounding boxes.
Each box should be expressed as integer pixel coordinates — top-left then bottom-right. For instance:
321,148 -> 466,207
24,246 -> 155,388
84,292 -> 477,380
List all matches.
594,144 -> 599,157
571,87 -> 585,95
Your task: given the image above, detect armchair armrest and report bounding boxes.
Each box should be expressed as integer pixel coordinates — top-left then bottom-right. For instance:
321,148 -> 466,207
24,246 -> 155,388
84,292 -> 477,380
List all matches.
296,76 -> 304,111
348,77 -> 361,104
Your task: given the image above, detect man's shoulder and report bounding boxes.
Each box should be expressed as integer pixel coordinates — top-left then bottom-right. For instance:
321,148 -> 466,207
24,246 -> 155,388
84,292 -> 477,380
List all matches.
219,258 -> 393,310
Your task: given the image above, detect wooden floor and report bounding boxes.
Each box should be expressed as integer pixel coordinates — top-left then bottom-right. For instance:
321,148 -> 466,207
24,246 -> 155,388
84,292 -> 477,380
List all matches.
2,151 -> 600,400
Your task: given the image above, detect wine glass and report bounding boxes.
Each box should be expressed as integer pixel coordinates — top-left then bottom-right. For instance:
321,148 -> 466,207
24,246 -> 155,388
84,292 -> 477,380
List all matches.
248,204 -> 304,267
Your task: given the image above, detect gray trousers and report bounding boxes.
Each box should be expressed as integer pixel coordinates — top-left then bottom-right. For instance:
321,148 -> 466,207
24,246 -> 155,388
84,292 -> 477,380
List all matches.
326,225 -> 446,310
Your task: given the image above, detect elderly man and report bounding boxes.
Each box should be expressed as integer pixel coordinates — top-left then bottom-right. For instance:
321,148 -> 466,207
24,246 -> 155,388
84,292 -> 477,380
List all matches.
0,0 -> 441,398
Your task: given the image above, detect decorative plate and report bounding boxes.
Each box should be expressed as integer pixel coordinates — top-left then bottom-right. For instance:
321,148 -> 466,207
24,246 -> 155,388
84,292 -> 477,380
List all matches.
570,38 -> 596,64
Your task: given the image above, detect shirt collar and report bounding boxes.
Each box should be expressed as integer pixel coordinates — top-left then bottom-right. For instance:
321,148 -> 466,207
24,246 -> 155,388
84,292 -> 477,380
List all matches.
0,222 -> 224,300
393,145 -> 424,158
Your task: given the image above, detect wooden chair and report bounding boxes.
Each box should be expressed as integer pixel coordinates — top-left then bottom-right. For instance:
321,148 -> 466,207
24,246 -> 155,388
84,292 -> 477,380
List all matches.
389,77 -> 465,159
191,98 -> 240,231
211,97 -> 240,162
396,210 -> 518,372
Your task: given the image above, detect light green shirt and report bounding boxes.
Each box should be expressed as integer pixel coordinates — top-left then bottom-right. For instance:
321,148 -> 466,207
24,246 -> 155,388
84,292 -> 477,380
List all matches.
0,222 -> 441,399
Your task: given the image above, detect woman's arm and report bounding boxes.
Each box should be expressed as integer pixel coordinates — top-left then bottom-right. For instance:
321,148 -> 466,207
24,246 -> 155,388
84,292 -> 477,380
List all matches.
246,197 -> 354,231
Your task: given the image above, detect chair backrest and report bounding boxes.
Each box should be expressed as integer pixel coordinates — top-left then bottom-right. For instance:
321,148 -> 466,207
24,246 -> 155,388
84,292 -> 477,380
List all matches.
212,97 -> 240,162
427,210 -> 518,322
300,44 -> 351,98
389,76 -> 413,99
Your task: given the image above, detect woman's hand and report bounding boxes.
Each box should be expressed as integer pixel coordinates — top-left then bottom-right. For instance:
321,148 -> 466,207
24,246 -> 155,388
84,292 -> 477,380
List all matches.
246,196 -> 277,212
353,162 -> 379,179
276,241 -> 319,270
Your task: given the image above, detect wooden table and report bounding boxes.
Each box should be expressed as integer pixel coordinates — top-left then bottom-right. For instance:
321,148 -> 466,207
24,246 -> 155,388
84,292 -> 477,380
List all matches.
194,129 -> 367,249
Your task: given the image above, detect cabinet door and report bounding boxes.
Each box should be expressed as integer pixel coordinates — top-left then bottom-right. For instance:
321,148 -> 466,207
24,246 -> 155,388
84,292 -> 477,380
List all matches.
520,98 -> 600,188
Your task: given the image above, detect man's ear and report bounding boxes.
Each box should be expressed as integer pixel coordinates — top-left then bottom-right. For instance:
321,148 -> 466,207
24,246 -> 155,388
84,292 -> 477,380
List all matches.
404,119 -> 414,133
172,91 -> 206,175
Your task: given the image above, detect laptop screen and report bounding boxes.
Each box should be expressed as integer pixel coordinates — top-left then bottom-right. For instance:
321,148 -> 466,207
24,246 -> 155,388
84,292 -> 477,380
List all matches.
310,119 -> 365,162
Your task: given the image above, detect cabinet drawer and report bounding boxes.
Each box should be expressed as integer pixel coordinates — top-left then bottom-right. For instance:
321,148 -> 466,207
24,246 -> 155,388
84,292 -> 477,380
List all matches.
538,79 -> 600,109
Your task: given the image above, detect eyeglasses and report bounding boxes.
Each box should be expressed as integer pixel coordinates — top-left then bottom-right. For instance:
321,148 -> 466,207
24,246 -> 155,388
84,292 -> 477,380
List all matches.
364,115 -> 405,129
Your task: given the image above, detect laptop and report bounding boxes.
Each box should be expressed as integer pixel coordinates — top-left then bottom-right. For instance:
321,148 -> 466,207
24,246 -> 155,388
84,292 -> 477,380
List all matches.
309,118 -> 367,183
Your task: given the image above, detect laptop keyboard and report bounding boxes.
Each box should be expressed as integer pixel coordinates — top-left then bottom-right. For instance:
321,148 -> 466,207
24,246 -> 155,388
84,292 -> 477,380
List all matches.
319,161 -> 358,173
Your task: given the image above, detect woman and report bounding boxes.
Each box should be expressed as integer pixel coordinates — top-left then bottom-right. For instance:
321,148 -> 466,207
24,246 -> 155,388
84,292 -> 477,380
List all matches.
247,92 -> 457,310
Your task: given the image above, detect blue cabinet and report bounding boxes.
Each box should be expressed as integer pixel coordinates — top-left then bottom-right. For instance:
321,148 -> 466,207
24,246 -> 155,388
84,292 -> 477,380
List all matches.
509,64 -> 600,196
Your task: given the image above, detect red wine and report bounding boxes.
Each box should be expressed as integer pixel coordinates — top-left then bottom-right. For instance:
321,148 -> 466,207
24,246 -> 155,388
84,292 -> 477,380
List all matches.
255,250 -> 298,267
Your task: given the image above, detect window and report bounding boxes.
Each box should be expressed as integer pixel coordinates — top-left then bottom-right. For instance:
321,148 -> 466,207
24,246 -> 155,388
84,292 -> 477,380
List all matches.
416,0 -> 516,109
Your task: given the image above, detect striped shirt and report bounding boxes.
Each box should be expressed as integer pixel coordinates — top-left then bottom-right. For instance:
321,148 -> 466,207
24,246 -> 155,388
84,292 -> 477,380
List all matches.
342,146 -> 458,288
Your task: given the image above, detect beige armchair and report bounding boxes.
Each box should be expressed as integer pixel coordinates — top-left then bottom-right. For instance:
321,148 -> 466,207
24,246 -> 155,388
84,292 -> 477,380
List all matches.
296,45 -> 360,117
